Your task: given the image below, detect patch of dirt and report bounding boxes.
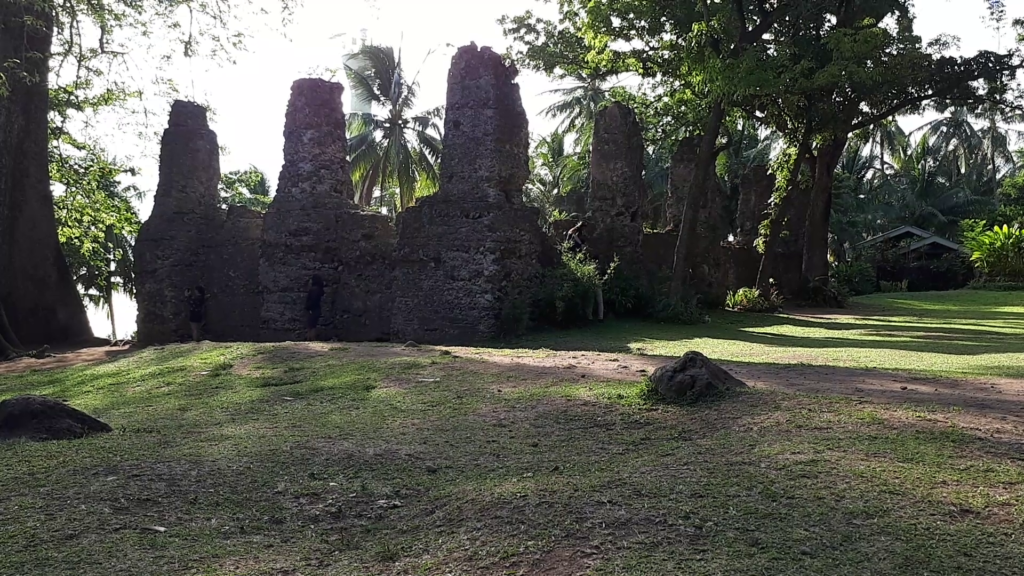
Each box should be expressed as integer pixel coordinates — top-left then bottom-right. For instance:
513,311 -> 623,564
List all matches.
526,548 -> 599,576
0,345 -> 132,375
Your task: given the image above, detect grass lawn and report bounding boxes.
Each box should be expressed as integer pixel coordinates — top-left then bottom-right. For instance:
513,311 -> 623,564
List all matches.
1,291 -> 1023,575
521,290 -> 1024,379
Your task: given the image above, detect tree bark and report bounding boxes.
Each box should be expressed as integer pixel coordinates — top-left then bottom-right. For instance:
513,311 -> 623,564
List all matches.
757,129 -> 814,297
800,134 -> 849,288
107,287 -> 118,341
0,0 -> 92,346
0,300 -> 23,356
670,99 -> 726,299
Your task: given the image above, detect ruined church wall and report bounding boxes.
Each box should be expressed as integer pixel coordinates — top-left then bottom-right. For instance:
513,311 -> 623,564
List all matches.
204,205 -> 263,341
588,102 -> 645,272
259,79 -> 394,342
391,44 -> 554,345
134,101 -> 223,345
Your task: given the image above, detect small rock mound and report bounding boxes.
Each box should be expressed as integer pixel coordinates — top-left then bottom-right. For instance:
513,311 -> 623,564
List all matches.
0,395 -> 113,442
651,351 -> 747,404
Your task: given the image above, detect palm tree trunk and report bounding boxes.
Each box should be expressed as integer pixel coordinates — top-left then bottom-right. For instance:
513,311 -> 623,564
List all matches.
107,286 -> 118,341
670,99 -> 726,299
990,116 -> 999,197
878,130 -> 884,174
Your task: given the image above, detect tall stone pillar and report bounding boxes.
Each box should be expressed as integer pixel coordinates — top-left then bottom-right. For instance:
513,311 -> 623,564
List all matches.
259,79 -> 394,342
134,101 -> 223,344
587,102 -> 645,271
391,44 -> 553,344
666,137 -> 699,230
735,165 -> 775,245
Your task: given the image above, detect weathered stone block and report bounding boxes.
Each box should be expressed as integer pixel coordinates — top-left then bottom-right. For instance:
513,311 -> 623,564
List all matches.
588,102 -> 645,271
0,395 -> 112,442
392,198 -> 550,344
391,44 -> 553,345
205,205 -> 263,341
259,79 -> 394,342
134,101 -> 222,345
735,165 -> 775,245
666,137 -> 700,230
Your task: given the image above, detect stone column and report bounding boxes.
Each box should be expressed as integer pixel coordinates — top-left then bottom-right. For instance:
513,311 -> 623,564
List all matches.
134,101 -> 222,344
259,79 -> 394,342
666,137 -> 699,231
391,44 -> 554,345
587,102 -> 646,271
735,165 -> 775,245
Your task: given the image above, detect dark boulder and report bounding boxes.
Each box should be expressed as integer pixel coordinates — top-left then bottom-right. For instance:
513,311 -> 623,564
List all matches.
651,351 -> 747,403
0,395 -> 113,442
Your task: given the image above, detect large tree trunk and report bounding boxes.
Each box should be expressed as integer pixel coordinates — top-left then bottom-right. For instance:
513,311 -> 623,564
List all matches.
670,99 -> 726,299
800,134 -> 849,288
0,0 -> 92,346
757,130 -> 814,297
0,300 -> 23,357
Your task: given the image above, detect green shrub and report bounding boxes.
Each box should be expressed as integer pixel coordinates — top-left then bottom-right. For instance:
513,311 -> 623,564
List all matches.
499,296 -> 530,338
602,262 -> 646,316
534,247 -> 613,327
725,285 -> 783,313
831,260 -> 877,296
652,292 -> 709,324
965,224 -> 1024,281
805,277 -> 849,308
879,280 -> 908,293
959,219 -> 989,246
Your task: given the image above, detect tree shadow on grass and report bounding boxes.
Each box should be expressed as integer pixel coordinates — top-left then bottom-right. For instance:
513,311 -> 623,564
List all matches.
511,310 -> 1024,358
1,343 -> 1023,574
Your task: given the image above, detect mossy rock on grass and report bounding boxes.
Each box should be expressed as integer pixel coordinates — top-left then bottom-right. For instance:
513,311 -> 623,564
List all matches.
0,395 -> 112,442
651,351 -> 747,404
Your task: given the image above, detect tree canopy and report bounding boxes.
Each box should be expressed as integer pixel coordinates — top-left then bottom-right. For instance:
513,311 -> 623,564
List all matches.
504,0 -> 1024,301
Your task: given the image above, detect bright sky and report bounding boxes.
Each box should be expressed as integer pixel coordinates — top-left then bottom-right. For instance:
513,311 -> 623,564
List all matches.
86,0 -> 1021,338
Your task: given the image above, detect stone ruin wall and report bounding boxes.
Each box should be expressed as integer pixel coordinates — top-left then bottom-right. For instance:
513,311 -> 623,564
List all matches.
642,154 -> 776,295
259,79 -> 394,343
666,137 -> 700,231
139,45 -> 759,345
724,165 -> 776,290
134,101 -> 223,345
587,102 -> 646,273
135,80 -> 396,345
391,44 -> 554,345
204,205 -> 263,341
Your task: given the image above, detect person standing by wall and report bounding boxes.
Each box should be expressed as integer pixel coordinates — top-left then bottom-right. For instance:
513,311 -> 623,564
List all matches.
185,286 -> 210,342
305,275 -> 325,341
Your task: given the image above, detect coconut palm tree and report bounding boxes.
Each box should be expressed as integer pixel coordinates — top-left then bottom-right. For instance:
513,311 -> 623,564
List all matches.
541,72 -> 612,136
524,131 -> 587,227
863,118 -> 908,174
913,105 -> 1020,195
881,135 -> 996,238
345,44 -> 443,211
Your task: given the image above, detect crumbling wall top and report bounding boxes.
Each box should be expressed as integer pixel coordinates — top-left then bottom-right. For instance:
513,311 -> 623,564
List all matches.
168,100 -> 210,129
440,43 -> 529,203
